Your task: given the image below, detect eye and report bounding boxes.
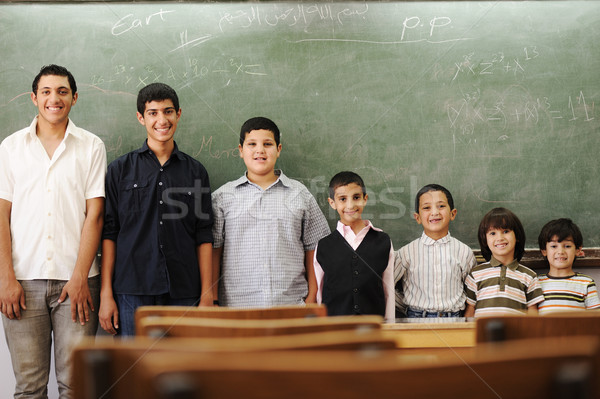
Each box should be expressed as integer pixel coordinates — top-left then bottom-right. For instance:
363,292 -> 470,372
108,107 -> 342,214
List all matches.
59,90 -> 69,95
488,231 -> 496,236
503,229 -> 511,234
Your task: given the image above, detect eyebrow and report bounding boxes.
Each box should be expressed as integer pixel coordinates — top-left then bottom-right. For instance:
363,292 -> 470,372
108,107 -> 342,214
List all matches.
145,107 -> 176,113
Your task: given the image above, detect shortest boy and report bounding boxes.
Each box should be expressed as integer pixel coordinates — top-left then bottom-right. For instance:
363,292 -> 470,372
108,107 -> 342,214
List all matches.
314,171 -> 395,322
395,184 -> 476,318
537,218 -> 600,314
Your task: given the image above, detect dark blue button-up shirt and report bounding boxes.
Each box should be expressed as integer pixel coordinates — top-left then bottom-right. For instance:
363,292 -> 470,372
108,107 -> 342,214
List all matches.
103,141 -> 213,298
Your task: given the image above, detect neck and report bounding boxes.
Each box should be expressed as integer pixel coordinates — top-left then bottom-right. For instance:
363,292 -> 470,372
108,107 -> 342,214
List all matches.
548,268 -> 575,278
247,171 -> 278,190
424,230 -> 448,241
344,220 -> 366,235
36,117 -> 67,140
494,254 -> 515,266
148,139 -> 174,165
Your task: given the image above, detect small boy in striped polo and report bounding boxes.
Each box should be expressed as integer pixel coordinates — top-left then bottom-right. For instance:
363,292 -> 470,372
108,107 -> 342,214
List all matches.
465,208 -> 544,318
537,218 -> 600,314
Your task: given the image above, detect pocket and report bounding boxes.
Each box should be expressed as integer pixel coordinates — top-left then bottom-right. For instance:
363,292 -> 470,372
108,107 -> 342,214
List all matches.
120,180 -> 150,212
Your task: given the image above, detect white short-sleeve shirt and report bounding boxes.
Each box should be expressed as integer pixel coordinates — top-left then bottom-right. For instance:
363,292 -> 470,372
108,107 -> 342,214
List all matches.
0,117 -> 106,280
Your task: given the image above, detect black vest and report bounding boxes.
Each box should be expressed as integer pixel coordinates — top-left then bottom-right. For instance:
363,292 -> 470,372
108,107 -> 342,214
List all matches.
316,229 -> 390,317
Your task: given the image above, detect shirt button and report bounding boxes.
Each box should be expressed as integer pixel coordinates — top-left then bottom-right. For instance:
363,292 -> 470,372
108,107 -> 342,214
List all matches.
354,305 -> 359,310
159,182 -> 163,186
159,200 -> 163,205
353,288 -> 359,293
159,221 -> 163,225
353,270 -> 359,275
160,168 -> 163,172
133,184 -> 138,188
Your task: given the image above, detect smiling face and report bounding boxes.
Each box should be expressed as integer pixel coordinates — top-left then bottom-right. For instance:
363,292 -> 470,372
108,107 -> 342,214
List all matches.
239,129 -> 281,184
541,236 -> 579,277
31,74 -> 77,129
486,228 -> 517,265
414,190 -> 457,240
137,99 -> 180,148
328,183 -> 367,233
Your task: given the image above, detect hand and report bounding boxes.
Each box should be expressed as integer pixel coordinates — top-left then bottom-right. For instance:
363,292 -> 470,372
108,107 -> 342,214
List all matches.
198,292 -> 214,307
58,274 -> 94,326
99,296 -> 119,335
0,278 -> 26,320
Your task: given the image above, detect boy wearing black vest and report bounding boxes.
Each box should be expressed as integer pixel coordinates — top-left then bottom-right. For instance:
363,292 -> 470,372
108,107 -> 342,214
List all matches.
314,172 -> 395,322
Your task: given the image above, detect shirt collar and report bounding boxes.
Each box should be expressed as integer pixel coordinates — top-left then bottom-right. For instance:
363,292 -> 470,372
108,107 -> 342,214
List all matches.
490,256 -> 519,270
27,116 -> 79,141
136,140 -> 185,160
235,169 -> 289,189
420,231 -> 451,245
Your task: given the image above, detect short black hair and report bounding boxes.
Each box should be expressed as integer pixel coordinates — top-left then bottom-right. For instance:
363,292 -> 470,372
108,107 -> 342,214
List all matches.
478,207 -> 526,262
415,184 -> 454,213
538,218 -> 583,250
137,83 -> 179,114
32,64 -> 77,96
240,117 -> 280,146
328,171 -> 366,199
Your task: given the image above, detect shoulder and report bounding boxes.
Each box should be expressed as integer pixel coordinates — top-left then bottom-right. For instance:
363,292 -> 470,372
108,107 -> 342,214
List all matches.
471,261 -> 493,273
399,236 -> 423,252
177,150 -> 209,175
1,127 -> 29,148
69,122 -> 105,146
573,272 -> 597,283
515,263 -> 538,279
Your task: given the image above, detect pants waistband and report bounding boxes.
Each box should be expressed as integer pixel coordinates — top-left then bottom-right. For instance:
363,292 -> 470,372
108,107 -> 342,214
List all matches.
407,307 -> 461,317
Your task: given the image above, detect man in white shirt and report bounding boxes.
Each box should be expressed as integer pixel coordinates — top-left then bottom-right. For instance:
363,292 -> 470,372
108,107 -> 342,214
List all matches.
0,65 -> 106,398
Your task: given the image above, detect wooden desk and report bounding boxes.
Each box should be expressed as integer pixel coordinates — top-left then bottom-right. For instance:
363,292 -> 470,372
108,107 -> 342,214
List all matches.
383,318 -> 475,348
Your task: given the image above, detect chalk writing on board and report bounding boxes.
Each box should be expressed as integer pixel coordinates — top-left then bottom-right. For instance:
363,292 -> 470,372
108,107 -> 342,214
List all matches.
218,3 -> 369,32
193,135 -> 239,160
452,48 -> 540,81
111,9 -> 175,36
291,16 -> 470,45
447,91 -> 595,141
171,31 -> 213,53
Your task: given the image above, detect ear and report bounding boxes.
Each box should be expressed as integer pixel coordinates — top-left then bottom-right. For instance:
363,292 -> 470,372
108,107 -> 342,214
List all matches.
30,92 -> 38,106
238,144 -> 243,158
71,92 -> 78,106
363,193 -> 368,204
577,248 -> 585,257
176,108 -> 182,120
328,197 -> 336,210
413,212 -> 422,225
541,249 -> 547,257
276,143 -> 282,158
136,112 -> 145,126
449,208 -> 457,221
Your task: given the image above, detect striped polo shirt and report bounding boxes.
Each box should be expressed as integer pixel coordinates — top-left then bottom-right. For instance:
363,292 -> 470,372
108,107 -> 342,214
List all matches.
465,257 -> 544,318
538,273 -> 600,315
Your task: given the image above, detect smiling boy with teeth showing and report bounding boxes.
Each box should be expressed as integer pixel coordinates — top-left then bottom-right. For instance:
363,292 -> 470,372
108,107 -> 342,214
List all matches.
394,184 -> 476,318
0,65 -> 106,398
465,207 -> 544,318
99,83 -> 214,336
536,218 -> 600,314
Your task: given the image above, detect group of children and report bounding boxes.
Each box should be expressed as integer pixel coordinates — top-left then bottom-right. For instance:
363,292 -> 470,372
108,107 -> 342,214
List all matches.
92,80 -> 598,332
209,111 -> 599,321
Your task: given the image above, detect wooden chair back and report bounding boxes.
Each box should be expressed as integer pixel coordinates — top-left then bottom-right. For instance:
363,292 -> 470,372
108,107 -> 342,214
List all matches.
476,313 -> 600,343
136,315 -> 382,338
134,304 -> 327,332
72,329 -> 395,399
127,336 -> 600,399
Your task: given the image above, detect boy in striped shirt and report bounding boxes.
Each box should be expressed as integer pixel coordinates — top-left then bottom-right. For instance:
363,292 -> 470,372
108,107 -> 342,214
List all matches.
537,218 -> 600,314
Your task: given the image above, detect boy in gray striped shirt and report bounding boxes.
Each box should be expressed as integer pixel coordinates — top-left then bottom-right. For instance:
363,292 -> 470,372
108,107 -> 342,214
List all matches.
394,184 -> 476,318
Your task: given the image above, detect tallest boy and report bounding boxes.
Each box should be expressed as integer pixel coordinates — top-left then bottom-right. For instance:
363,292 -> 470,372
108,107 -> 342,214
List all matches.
0,65 -> 107,398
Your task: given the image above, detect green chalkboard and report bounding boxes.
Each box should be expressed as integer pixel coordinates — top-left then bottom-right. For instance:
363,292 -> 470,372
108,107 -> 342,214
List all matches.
1,2 -> 599,249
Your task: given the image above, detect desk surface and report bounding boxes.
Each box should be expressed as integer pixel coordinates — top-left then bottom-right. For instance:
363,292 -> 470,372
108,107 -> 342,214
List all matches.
383,318 -> 476,348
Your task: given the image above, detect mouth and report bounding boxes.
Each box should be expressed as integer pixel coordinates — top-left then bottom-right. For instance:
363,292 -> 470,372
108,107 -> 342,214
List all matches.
429,218 -> 442,224
47,106 -> 63,112
495,243 -> 508,249
154,127 -> 171,134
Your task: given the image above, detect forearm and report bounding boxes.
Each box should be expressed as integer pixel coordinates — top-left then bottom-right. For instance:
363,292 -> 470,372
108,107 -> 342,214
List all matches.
197,243 -> 213,305
211,247 -> 223,300
100,239 -> 116,299
304,250 -> 317,303
0,199 -> 14,280
73,198 -> 104,278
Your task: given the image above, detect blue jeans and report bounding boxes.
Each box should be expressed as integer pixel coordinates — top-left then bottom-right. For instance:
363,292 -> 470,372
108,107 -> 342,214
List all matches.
2,277 -> 100,399
114,293 -> 199,336
406,307 -> 463,318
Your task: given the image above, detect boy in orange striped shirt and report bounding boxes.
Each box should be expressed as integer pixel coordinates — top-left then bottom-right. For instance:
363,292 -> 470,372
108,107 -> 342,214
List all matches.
537,218 -> 600,314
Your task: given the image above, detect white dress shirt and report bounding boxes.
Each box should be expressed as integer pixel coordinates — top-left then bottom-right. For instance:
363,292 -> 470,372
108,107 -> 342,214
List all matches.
0,117 -> 106,280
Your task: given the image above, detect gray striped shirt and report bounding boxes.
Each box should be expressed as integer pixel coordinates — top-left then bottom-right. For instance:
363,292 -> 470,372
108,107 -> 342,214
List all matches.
394,232 -> 476,312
